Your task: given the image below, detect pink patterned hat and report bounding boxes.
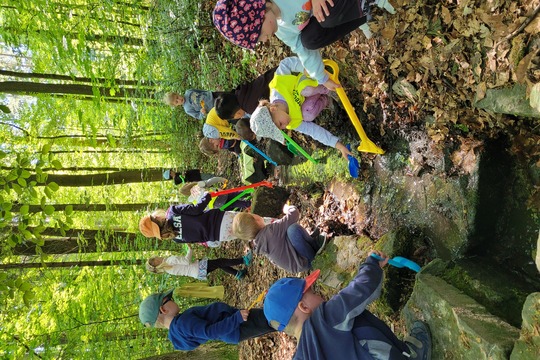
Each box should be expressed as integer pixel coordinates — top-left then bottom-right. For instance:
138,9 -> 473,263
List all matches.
213,0 -> 266,50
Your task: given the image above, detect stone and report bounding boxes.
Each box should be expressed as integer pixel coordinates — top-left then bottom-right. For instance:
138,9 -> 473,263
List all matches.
510,292 -> 540,360
402,271 -> 519,359
474,84 -> 540,118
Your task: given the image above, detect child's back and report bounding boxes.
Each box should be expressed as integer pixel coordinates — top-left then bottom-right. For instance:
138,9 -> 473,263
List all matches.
251,206 -> 311,273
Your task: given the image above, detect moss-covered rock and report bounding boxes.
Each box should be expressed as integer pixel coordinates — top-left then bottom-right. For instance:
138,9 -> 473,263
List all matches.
510,292 -> 540,360
403,272 -> 519,359
474,84 -> 540,118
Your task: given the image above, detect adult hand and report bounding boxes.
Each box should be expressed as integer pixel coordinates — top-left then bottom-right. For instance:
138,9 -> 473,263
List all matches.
312,0 -> 334,22
369,250 -> 389,268
240,309 -> 249,321
322,78 -> 341,91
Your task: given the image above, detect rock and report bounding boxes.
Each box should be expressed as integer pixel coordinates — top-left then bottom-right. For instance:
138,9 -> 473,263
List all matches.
510,292 -> 540,360
332,235 -> 371,271
369,158 -> 478,259
402,270 -> 520,359
423,258 -> 535,327
474,84 -> 540,118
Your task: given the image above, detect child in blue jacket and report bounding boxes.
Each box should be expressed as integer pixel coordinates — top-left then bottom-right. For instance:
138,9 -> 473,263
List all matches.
263,251 -> 432,359
139,289 -> 275,350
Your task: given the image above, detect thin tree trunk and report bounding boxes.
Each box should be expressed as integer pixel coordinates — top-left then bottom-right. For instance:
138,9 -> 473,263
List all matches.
0,69 -> 155,87
43,149 -> 167,155
0,81 -> 155,99
11,203 -> 155,213
0,259 -> 144,269
26,169 -> 165,186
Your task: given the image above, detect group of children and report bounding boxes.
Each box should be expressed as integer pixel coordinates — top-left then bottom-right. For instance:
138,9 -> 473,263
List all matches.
141,0 -> 433,358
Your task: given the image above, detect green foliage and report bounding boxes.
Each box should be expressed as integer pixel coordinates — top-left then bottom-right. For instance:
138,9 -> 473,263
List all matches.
0,0 -> 254,358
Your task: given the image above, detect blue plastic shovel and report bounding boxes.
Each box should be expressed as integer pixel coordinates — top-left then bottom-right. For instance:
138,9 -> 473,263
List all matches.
370,254 -> 421,273
346,144 -> 360,178
242,140 -> 277,166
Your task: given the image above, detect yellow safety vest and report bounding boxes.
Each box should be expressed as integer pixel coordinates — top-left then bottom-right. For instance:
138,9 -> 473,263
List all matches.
205,108 -> 240,139
269,73 -> 318,129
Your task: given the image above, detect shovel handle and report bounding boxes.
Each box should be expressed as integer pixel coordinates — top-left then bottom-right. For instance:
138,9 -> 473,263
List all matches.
209,181 -> 273,197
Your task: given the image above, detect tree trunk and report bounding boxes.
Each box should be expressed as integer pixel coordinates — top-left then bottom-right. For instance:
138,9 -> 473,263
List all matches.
11,234 -> 179,255
42,149 -> 167,155
0,69 -> 156,87
27,169 -> 165,186
11,203 -> 154,213
0,81 -> 155,100
0,259 -> 144,269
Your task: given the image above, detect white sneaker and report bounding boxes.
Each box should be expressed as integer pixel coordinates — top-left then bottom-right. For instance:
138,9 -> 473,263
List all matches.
375,0 -> 395,14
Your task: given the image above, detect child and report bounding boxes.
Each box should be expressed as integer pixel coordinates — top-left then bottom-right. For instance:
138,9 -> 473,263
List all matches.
139,289 -> 275,350
263,251 -> 432,359
236,118 -> 295,166
246,57 -> 352,159
203,108 -> 241,140
214,93 -> 249,120
232,204 -> 327,273
138,192 -> 239,247
199,137 -> 241,156
162,168 -> 214,186
146,244 -> 252,280
213,0 -> 395,90
164,90 -> 227,120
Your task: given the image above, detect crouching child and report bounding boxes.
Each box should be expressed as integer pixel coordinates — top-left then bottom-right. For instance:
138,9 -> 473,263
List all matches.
139,289 -> 275,351
263,251 -> 432,359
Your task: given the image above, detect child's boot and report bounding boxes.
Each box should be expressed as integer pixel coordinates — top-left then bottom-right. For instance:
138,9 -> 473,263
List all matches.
243,251 -> 253,266
403,321 -> 432,360
235,269 -> 247,280
359,23 -> 372,39
375,0 -> 395,14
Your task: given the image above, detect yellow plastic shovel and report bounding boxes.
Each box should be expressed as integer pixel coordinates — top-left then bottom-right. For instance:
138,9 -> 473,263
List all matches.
323,59 -> 384,155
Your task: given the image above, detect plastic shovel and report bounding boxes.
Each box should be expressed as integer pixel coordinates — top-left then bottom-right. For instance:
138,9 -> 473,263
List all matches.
281,131 -> 318,164
323,59 -> 385,155
209,181 -> 273,197
346,144 -> 360,178
370,254 -> 421,273
242,140 -> 278,166
218,188 -> 254,211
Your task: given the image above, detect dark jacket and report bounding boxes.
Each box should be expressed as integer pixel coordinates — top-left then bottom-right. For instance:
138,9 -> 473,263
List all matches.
166,193 -> 225,244
168,302 -> 243,350
294,257 -> 410,359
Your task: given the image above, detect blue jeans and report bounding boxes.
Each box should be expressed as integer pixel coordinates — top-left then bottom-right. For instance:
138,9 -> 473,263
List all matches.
287,224 -> 318,264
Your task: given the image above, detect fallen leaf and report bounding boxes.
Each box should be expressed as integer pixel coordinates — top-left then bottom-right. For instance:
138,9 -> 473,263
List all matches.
381,26 -> 396,40
441,6 -> 452,24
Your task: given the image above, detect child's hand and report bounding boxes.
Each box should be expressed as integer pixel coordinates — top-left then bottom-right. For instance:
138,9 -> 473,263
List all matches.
200,108 -> 207,115
240,309 -> 249,321
335,142 -> 353,160
312,0 -> 334,22
322,78 -> 341,91
369,250 -> 389,268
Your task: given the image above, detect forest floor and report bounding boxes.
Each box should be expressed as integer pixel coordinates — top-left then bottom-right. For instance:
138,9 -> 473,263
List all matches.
205,0 -> 538,358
